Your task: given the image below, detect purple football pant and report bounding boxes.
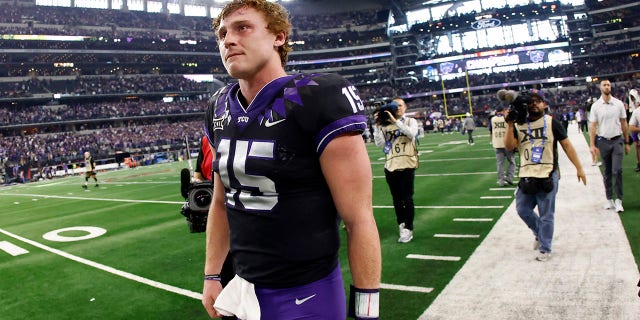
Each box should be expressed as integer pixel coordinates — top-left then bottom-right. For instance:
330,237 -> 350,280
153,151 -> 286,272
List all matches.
254,264 -> 346,319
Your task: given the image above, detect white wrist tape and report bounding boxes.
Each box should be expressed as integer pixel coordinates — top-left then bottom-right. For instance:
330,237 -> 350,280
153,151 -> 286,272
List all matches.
354,290 -> 379,318
348,285 -> 379,319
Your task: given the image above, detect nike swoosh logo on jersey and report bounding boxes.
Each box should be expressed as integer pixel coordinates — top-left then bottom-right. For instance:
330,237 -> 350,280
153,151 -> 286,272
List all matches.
295,294 -> 316,305
264,118 -> 286,127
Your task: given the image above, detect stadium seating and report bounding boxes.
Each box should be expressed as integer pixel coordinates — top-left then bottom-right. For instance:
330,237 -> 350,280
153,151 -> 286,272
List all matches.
1,1 -> 639,183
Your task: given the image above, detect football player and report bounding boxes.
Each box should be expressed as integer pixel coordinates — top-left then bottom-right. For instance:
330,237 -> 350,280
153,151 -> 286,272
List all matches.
201,1 -> 381,319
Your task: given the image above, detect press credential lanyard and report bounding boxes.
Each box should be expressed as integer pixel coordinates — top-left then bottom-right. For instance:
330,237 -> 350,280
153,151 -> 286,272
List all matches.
527,116 -> 546,164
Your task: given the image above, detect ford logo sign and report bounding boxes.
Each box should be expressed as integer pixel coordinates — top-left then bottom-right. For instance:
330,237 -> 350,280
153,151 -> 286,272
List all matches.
471,18 -> 501,30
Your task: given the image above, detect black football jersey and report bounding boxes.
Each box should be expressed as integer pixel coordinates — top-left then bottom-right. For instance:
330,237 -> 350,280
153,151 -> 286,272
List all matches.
204,73 -> 366,287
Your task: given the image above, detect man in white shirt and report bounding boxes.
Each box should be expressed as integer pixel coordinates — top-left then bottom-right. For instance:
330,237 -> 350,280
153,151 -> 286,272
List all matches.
588,79 -> 631,212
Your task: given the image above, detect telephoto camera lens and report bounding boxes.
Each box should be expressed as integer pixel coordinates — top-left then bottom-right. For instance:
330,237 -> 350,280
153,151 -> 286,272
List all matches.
193,189 -> 212,208
187,181 -> 213,211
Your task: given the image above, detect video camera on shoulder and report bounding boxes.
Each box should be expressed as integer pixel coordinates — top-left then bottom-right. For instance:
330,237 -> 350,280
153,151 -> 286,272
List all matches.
180,168 -> 212,233
375,101 -> 399,126
497,89 -> 533,125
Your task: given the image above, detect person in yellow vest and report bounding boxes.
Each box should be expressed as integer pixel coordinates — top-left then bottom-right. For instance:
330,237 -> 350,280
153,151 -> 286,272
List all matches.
374,97 -> 419,243
489,106 -> 516,186
505,89 -> 586,262
82,151 -> 99,189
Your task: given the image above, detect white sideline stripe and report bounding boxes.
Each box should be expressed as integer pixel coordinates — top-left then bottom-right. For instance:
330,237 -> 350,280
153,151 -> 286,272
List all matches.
480,196 -> 512,199
489,188 -> 516,191
454,218 -> 493,222
407,254 -> 461,261
434,234 -> 480,239
380,283 -> 433,293
0,228 -> 202,300
375,205 -> 504,209
0,240 -> 30,256
0,193 -> 183,205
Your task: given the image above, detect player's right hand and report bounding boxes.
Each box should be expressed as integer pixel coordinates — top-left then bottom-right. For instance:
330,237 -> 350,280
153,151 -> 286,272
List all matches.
202,280 -> 224,318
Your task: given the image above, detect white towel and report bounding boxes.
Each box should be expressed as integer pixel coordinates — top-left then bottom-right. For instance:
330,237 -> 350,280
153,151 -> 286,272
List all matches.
214,275 -> 261,320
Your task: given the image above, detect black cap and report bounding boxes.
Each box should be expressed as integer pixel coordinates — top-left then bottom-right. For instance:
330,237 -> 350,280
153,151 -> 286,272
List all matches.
530,89 -> 546,102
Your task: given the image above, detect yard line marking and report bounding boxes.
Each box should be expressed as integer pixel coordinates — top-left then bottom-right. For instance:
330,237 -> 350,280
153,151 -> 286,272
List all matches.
438,141 -> 469,146
35,181 -> 66,187
407,254 -> 461,261
380,283 -> 433,293
415,172 -> 496,177
434,234 -> 480,239
374,171 -> 496,178
419,157 -> 495,162
375,205 -> 504,209
104,180 -> 180,184
480,196 -> 512,199
0,240 -> 29,256
489,187 -> 516,191
0,193 -> 183,205
99,181 -> 178,185
453,218 -> 494,222
372,157 -> 495,165
0,228 -> 203,300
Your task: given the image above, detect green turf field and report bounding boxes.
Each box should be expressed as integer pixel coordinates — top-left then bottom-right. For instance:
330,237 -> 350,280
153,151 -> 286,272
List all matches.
1,127 -> 638,319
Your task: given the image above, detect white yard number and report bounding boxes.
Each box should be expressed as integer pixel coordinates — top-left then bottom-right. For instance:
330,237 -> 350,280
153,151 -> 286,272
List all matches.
217,139 -> 278,211
342,85 -> 364,113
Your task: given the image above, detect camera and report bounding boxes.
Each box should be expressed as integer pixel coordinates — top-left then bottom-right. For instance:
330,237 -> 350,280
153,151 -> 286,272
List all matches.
374,101 -> 399,126
497,89 -> 533,125
180,168 -> 212,233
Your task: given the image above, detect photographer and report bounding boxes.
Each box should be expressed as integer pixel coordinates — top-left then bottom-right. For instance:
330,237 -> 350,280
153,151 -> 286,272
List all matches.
374,98 -> 419,243
194,135 -> 213,183
504,89 -> 586,262
181,135 -> 235,318
489,106 -> 515,186
180,135 -> 214,233
82,151 -> 99,189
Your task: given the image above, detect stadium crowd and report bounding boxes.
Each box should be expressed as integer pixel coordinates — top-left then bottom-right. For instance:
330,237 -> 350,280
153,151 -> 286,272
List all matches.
1,1 -> 638,184
0,75 -> 209,98
2,71 -> 637,181
2,53 -> 637,101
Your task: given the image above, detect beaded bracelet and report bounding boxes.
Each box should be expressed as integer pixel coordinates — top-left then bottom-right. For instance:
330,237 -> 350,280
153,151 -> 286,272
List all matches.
204,274 -> 222,281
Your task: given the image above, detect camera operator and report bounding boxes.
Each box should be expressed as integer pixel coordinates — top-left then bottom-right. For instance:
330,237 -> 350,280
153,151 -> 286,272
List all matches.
504,89 -> 586,262
181,135 -> 235,317
180,136 -> 214,233
373,97 -> 419,243
194,135 -> 213,183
